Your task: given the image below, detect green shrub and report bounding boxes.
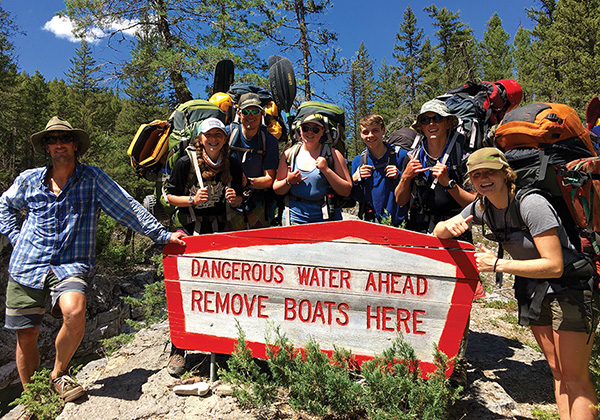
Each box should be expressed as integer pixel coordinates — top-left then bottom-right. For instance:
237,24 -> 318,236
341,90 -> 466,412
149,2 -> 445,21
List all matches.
100,333 -> 135,356
220,326 -> 460,419
531,407 -> 560,419
286,339 -> 363,417
11,368 -> 64,420
482,299 -> 518,310
218,322 -> 277,408
122,280 -> 168,326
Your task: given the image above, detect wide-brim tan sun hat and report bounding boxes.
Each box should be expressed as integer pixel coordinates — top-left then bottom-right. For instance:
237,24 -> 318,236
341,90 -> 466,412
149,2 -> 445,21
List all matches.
411,99 -> 459,134
30,116 -> 90,156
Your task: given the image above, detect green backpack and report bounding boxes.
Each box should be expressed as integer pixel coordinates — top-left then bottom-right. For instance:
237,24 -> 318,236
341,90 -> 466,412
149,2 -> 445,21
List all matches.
156,99 -> 226,217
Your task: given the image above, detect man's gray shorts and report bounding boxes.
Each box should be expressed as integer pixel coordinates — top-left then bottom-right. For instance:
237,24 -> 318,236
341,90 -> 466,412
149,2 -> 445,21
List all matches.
4,273 -> 87,330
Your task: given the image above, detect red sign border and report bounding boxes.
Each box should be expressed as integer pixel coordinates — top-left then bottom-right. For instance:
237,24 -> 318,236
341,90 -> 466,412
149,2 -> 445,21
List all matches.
163,220 -> 478,377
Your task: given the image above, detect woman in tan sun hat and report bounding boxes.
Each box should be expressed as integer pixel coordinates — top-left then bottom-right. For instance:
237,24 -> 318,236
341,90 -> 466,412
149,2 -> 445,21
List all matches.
434,147 -> 600,420
394,99 -> 475,235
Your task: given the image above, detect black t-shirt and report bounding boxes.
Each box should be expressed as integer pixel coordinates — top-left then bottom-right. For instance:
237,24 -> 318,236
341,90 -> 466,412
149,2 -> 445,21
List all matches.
166,153 -> 244,220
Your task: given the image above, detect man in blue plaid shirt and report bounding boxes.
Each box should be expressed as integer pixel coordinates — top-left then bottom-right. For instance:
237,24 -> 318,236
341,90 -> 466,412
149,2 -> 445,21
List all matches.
0,117 -> 187,403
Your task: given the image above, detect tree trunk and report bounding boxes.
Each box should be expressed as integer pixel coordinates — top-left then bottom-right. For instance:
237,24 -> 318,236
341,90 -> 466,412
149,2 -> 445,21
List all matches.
295,0 -> 312,100
153,0 -> 193,103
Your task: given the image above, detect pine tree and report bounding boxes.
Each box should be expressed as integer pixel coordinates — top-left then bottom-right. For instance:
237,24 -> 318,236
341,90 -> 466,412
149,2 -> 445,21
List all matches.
261,0 -> 344,100
48,78 -> 74,118
512,26 -> 535,104
424,5 -> 478,90
373,59 -> 410,132
393,6 -> 424,115
345,42 -> 374,158
65,0 -> 276,102
526,0 -> 560,102
65,41 -> 101,102
551,0 -> 600,110
419,37 -> 440,100
0,3 -> 21,189
480,13 -> 513,81
18,71 -> 51,169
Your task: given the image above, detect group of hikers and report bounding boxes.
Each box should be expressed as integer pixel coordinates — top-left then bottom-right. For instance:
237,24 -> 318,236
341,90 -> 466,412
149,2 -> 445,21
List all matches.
1,82 -> 599,420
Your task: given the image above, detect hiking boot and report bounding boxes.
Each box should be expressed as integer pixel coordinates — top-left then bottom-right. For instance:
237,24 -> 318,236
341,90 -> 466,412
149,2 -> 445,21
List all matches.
50,374 -> 85,402
449,358 -> 468,389
167,345 -> 186,377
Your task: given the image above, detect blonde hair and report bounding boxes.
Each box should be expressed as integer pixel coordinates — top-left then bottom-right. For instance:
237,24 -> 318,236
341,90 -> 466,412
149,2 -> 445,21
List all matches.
359,113 -> 385,129
467,166 -> 517,211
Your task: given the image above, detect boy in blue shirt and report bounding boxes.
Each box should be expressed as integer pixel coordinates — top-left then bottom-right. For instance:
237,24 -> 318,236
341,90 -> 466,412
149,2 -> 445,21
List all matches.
351,114 -> 408,226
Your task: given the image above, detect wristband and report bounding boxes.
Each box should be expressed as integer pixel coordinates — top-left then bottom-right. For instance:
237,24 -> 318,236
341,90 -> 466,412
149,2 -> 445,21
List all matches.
285,178 -> 292,186
493,258 -> 499,273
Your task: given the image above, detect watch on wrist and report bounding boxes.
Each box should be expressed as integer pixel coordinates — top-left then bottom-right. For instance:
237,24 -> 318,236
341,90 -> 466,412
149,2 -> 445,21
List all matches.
188,195 -> 194,205
446,179 -> 458,189
285,178 -> 292,186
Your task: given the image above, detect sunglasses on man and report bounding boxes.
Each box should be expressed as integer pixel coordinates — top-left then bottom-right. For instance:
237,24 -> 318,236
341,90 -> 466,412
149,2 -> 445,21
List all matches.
45,134 -> 75,145
300,125 -> 322,134
419,115 -> 445,125
241,108 -> 261,116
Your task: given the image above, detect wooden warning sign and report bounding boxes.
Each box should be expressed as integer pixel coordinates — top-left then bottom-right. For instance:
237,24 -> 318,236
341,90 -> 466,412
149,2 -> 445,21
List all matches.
162,220 -> 479,376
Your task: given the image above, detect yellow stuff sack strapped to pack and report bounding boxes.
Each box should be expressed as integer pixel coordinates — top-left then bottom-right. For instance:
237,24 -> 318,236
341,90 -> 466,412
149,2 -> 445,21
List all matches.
127,120 -> 172,182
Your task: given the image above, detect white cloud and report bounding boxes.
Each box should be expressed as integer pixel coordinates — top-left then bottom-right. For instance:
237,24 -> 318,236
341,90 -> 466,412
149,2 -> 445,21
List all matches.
42,15 -> 138,44
108,19 -> 139,37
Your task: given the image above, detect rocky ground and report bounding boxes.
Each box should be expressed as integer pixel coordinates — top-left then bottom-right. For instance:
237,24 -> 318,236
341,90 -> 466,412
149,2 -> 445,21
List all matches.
2,277 -> 559,420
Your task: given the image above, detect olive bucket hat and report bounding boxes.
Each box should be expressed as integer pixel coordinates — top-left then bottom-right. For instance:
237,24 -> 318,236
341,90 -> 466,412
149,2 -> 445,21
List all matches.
30,116 -> 90,156
411,99 -> 459,134
466,147 -> 509,174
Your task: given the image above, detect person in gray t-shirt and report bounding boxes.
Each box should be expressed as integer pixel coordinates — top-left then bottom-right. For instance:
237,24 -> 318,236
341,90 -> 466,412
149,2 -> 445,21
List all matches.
433,148 -> 599,420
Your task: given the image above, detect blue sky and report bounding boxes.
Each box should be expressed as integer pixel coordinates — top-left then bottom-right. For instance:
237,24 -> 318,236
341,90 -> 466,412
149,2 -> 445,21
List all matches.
2,0 -> 534,97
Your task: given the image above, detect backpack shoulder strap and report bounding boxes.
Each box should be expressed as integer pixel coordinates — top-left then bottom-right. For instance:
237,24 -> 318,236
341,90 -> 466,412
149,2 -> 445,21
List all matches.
186,146 -> 204,189
360,149 -> 368,167
286,143 -> 302,171
387,145 -> 398,167
228,121 -> 240,148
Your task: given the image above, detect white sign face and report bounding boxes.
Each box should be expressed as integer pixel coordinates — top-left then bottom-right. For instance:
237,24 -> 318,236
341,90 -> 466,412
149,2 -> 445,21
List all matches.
163,221 -> 478,375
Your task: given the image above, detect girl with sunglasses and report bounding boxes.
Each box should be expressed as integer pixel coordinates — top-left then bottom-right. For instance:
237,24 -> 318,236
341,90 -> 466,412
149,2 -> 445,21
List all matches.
434,148 -> 599,420
273,113 -> 352,224
395,99 -> 475,235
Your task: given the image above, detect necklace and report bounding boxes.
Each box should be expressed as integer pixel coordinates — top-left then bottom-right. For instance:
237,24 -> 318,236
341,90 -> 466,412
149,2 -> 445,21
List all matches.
423,147 -> 440,162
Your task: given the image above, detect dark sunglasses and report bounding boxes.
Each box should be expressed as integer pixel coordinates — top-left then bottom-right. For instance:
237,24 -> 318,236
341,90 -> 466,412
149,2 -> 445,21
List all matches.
45,134 -> 74,145
241,108 -> 261,116
301,125 -> 322,134
419,115 -> 445,125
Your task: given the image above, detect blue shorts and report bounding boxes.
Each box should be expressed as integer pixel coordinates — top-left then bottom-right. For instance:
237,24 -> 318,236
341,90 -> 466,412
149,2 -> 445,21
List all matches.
4,273 -> 87,330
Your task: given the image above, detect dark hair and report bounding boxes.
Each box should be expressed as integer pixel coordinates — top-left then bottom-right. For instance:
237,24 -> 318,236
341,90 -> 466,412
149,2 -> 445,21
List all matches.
193,135 -> 232,185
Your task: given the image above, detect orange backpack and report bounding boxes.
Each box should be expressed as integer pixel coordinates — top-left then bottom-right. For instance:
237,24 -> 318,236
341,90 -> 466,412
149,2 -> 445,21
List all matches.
494,102 -> 596,154
494,102 -> 600,259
